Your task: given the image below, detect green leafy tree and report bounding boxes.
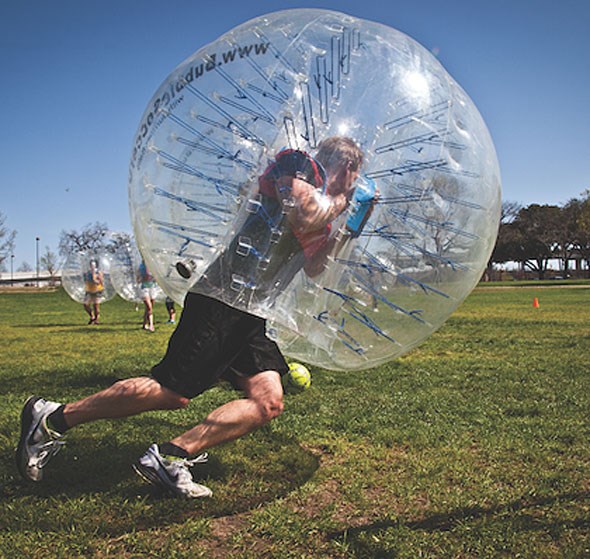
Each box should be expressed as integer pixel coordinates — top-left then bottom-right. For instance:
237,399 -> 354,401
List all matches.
554,201 -> 582,277
489,201 -> 522,277
574,190 -> 590,277
512,204 -> 561,280
579,190 -> 590,232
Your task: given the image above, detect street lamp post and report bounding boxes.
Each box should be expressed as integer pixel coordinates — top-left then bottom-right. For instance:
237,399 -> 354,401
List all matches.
11,254 -> 14,286
36,237 -> 40,288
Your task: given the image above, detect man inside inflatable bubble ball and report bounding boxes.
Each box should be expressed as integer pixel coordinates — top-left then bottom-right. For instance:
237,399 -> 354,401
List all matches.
83,258 -> 105,326
194,136 -> 365,305
16,136 -> 372,499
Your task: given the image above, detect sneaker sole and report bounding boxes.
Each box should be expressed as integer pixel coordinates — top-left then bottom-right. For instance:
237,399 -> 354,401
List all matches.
15,396 -> 40,481
133,462 -> 165,490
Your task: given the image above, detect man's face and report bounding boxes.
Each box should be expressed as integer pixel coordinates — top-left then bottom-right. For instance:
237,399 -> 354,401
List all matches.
329,162 -> 359,198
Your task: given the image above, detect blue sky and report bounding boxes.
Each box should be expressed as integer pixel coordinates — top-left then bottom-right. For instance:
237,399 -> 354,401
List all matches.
1,0 -> 589,269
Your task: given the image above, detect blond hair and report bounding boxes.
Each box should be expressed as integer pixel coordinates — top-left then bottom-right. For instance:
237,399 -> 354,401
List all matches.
315,136 -> 364,174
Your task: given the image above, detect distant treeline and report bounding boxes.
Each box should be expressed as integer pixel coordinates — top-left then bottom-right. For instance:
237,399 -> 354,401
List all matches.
490,191 -> 590,279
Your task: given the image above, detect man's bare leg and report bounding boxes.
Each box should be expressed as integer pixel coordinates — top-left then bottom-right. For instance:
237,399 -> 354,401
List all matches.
135,370 -> 283,498
93,303 -> 101,324
62,377 -> 189,428
170,370 -> 284,456
143,298 -> 155,331
83,303 -> 94,322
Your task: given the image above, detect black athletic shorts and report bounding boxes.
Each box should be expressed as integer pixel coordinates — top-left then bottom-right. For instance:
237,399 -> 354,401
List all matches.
151,292 -> 289,398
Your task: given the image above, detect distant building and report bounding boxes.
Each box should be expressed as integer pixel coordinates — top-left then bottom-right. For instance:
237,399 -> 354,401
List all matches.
0,270 -> 62,287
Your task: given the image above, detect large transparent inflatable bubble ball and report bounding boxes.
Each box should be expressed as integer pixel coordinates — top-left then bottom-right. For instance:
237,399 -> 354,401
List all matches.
110,240 -> 165,303
128,8 -> 501,371
62,250 -> 116,305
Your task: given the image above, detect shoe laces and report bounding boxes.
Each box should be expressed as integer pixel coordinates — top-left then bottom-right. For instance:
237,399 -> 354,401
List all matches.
165,452 -> 208,469
164,453 -> 208,480
35,428 -> 65,469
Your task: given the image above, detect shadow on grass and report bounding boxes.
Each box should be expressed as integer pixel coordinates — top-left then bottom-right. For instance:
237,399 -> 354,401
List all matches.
13,323 -> 135,332
0,428 -> 319,536
0,370 -> 124,395
329,492 -> 590,557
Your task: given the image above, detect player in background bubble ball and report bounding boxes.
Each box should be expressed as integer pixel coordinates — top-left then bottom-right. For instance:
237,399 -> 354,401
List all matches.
165,297 -> 176,324
138,260 -> 157,332
16,136 -> 375,498
83,259 -> 105,325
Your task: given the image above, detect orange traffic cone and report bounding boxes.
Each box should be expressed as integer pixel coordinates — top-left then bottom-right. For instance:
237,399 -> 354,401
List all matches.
533,297 -> 539,308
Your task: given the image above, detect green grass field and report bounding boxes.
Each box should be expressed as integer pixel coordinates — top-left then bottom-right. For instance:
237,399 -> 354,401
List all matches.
0,286 -> 588,558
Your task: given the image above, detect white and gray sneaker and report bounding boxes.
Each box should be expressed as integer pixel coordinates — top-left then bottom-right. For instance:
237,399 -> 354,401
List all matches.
16,396 -> 65,482
133,443 -> 212,498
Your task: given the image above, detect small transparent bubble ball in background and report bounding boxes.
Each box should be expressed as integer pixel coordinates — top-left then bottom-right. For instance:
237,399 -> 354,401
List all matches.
110,240 -> 166,303
61,251 -> 116,304
128,8 -> 501,371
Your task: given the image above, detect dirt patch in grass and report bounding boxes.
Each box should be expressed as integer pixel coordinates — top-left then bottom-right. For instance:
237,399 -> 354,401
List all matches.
207,512 -> 252,558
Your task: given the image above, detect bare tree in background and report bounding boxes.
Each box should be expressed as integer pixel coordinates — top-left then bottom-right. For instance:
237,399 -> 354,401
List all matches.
40,246 -> 59,285
501,200 -> 522,224
105,231 -> 132,255
0,212 -> 17,270
58,222 -> 109,257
